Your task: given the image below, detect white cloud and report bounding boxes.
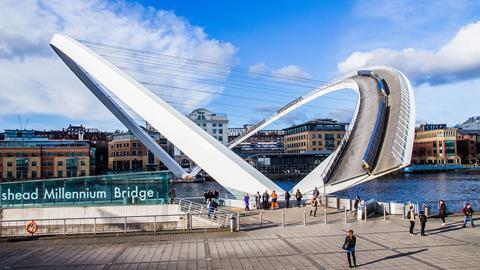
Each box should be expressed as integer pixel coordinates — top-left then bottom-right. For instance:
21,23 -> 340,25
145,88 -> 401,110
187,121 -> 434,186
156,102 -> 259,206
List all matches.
248,62 -> 268,75
271,65 -> 310,79
337,20 -> 480,85
0,0 -> 237,129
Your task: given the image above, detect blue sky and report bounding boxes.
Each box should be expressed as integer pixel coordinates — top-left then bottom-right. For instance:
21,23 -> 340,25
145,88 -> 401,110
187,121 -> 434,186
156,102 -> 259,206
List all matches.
1,0 -> 480,130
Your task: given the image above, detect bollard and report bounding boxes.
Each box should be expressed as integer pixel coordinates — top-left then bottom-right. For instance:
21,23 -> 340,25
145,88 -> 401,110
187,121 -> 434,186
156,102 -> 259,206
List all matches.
324,209 -> 327,224
94,218 -> 96,235
281,211 -> 285,228
124,217 -> 127,234
63,219 -> 66,236
230,214 -> 235,232
344,208 -> 348,223
383,206 -> 387,221
153,216 -> 156,233
303,210 -> 307,226
259,212 -> 263,226
364,206 -> 367,222
402,205 -> 406,219
236,213 -> 240,231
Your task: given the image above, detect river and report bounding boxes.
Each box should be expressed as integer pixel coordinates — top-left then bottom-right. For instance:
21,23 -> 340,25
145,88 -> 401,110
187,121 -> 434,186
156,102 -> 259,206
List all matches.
173,172 -> 480,204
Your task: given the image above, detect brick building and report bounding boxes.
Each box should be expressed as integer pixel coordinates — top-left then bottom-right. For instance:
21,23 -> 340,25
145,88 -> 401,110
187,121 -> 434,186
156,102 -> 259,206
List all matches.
412,128 -> 461,164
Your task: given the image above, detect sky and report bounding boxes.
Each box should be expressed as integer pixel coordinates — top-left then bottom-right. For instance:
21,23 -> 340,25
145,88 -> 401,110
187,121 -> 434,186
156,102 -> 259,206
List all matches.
1,0 -> 480,131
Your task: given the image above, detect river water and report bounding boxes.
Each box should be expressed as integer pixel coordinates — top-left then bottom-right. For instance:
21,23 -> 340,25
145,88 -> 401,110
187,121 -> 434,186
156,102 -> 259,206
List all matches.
172,172 -> 480,203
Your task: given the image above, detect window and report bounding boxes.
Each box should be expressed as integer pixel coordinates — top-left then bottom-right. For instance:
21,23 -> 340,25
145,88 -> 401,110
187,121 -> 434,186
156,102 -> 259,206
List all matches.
80,170 -> 86,176
218,123 -> 223,127
312,134 -> 317,139
58,161 -> 63,166
213,129 -> 217,134
80,161 -> 86,166
312,141 -> 317,146
213,123 -> 217,127
31,171 -> 37,178
31,161 -> 37,166
7,162 -> 13,167
219,129 -> 223,134
57,170 -> 63,177
219,136 -> 223,141
337,134 -> 341,138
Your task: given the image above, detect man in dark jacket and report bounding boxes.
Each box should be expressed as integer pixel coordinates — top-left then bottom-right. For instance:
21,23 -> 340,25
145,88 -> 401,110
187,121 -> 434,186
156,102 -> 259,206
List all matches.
419,211 -> 427,236
284,191 -> 291,208
262,190 -> 270,210
462,203 -> 475,228
343,229 -> 357,268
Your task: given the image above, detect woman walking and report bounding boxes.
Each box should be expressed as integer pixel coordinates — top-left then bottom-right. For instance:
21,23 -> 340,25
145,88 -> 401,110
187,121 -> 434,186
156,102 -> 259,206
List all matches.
439,200 -> 447,226
407,205 -> 416,235
309,197 -> 318,216
244,193 -> 250,211
295,189 -> 302,207
343,229 -> 357,268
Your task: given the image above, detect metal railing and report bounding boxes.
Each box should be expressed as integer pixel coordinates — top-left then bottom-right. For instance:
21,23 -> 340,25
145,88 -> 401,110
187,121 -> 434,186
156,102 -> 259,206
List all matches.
176,198 -> 234,228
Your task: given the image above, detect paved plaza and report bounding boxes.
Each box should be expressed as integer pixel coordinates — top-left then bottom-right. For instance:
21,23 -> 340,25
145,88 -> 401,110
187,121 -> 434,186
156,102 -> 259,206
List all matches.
0,206 -> 478,269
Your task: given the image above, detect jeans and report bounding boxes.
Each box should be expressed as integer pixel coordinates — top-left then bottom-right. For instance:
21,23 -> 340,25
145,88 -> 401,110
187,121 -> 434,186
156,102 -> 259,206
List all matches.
346,248 -> 356,267
463,216 -> 475,227
296,199 -> 301,207
285,199 -> 290,208
409,221 -> 415,234
420,222 -> 426,235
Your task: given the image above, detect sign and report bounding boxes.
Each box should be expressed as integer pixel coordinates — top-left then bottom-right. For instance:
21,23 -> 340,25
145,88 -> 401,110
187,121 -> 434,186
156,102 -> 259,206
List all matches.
0,172 -> 169,208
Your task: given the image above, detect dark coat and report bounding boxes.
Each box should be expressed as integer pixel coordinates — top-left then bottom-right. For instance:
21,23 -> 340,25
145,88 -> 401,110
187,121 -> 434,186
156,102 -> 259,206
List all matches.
439,204 -> 447,215
343,236 -> 356,249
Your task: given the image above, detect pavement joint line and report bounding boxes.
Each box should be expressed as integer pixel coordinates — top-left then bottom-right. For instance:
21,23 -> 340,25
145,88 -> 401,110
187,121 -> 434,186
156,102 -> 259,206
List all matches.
204,240 -> 213,270
343,230 -> 447,270
275,234 -> 326,270
102,243 -> 129,270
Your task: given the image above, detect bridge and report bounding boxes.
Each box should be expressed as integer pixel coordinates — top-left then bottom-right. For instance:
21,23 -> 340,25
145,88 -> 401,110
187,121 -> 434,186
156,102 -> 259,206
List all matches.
50,34 -> 415,196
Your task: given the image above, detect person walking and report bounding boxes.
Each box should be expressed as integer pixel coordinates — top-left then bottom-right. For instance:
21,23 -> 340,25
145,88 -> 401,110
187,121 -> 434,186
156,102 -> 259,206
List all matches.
342,229 -> 357,268
262,190 -> 269,210
284,191 -> 291,208
353,196 -> 361,218
295,189 -> 303,207
244,193 -> 250,211
203,190 -> 208,204
214,190 -> 219,199
407,205 -> 416,235
419,210 -> 427,236
462,203 -> 475,228
255,191 -> 261,210
439,200 -> 447,226
271,190 -> 278,209
309,197 -> 318,216
168,188 -> 176,204
313,187 -> 320,199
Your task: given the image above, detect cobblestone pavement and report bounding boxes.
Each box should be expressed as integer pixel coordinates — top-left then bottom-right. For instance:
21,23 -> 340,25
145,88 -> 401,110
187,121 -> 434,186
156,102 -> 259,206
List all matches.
0,206 -> 478,269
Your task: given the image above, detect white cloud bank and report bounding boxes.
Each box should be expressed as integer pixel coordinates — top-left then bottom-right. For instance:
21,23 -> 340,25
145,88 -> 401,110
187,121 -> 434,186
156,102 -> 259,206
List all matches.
0,0 -> 237,129
249,63 -> 310,79
338,20 -> 480,85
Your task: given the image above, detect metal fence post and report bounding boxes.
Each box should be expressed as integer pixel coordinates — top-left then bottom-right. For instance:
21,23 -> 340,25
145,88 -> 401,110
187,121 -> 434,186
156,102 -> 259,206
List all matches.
236,213 -> 240,231
63,219 -> 66,236
124,217 -> 127,234
153,216 -> 157,232
324,209 -> 327,224
259,212 -> 263,226
94,218 -> 96,235
281,211 -> 285,228
303,210 -> 307,226
364,206 -> 367,222
344,208 -> 347,223
402,204 -> 406,219
230,214 -> 235,232
188,202 -> 192,213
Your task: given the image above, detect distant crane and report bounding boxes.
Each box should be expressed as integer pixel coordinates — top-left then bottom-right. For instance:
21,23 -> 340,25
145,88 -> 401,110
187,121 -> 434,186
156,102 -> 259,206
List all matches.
17,114 -> 29,130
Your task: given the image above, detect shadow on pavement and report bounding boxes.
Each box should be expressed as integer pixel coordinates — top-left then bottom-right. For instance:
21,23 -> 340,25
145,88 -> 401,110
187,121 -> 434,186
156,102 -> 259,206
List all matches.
357,248 -> 428,267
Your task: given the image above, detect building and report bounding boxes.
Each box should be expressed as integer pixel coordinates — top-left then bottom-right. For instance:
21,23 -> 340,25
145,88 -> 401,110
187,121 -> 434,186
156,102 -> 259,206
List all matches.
283,119 -> 347,154
458,116 -> 480,130
417,123 -> 447,132
0,130 -> 93,181
457,129 -> 480,164
412,128 -> 461,164
108,131 -> 170,172
188,108 -> 228,145
228,126 -> 285,157
34,125 -> 110,174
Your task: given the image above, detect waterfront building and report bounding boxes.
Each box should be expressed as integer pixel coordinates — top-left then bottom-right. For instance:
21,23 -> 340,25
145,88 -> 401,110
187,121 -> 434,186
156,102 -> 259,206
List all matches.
108,131 -> 170,172
34,125 -> 110,174
283,119 -> 347,154
0,130 -> 93,181
412,128 -> 461,164
245,151 -> 331,176
457,129 -> 480,164
229,126 -> 285,157
188,108 -> 228,145
458,116 -> 480,130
